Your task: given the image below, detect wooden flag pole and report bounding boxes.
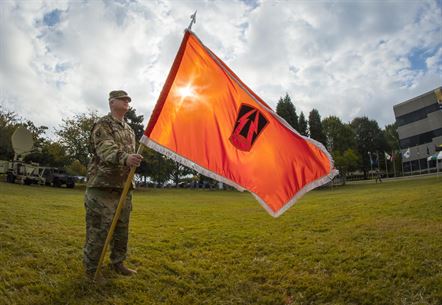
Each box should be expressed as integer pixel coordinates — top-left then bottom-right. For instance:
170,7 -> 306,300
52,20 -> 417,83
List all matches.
94,144 -> 144,281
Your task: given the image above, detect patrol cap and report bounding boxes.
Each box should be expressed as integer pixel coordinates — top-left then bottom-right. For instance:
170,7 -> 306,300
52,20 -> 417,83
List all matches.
109,90 -> 131,102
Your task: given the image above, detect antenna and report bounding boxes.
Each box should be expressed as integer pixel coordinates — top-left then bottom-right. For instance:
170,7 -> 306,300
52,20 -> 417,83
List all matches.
11,126 -> 34,159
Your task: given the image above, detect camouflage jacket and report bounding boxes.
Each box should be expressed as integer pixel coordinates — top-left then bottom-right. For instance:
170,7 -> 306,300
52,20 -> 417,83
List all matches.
86,113 -> 136,188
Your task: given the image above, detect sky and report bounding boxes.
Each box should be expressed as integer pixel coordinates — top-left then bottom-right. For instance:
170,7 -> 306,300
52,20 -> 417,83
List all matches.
0,0 -> 441,138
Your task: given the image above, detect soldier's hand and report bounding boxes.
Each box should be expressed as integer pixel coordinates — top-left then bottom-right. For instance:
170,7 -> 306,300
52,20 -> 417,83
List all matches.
126,154 -> 143,167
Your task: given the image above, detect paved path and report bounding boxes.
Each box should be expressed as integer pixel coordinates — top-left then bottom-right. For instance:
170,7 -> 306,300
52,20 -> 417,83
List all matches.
346,172 -> 440,185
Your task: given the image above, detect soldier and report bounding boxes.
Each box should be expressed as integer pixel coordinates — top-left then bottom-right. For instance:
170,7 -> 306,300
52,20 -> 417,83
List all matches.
84,90 -> 143,280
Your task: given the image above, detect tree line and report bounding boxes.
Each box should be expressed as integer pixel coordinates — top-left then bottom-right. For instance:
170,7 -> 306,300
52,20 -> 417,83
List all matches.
0,106 -> 211,187
0,95 -> 401,186
276,93 -> 402,180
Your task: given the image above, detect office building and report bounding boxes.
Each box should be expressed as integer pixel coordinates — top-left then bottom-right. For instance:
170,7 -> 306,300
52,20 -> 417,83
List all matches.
393,87 -> 442,173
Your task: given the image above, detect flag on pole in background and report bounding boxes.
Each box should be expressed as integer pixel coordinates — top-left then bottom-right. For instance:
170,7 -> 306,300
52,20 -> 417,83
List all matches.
368,151 -> 373,165
384,152 -> 392,161
141,30 -> 337,217
403,148 -> 411,159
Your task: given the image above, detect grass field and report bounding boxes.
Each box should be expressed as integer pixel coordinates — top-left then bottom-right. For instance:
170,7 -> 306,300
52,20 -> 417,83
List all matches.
0,177 -> 441,305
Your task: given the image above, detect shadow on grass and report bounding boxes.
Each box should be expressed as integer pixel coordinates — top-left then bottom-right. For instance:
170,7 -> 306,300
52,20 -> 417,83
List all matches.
46,270 -> 127,305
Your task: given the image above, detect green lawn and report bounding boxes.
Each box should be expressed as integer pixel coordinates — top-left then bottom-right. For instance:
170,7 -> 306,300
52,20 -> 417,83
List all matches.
0,178 -> 441,305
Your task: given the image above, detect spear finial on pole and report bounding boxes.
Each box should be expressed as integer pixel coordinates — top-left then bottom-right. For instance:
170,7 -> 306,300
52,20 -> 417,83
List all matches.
187,10 -> 197,30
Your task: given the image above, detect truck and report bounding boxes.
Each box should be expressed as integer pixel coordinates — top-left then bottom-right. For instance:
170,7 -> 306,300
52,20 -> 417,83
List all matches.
40,167 -> 75,188
3,126 -> 75,188
6,160 -> 41,185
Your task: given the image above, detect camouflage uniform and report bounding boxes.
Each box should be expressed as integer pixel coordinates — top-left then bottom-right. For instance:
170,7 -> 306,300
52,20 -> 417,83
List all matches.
83,113 -> 136,273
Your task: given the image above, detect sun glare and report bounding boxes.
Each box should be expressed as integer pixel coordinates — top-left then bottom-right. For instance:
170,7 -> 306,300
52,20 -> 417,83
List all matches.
177,84 -> 195,98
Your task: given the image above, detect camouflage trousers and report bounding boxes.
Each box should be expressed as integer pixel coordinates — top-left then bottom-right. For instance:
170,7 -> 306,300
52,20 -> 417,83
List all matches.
83,187 -> 132,273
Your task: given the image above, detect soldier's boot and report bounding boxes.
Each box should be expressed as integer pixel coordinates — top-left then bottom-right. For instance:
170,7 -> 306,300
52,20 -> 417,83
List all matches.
111,262 -> 137,276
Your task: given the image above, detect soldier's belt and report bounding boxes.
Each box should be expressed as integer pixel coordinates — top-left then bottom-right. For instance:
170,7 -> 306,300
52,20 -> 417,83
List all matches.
102,187 -> 123,193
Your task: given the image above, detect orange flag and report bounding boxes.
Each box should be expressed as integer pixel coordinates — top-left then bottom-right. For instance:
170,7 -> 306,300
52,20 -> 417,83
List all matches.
141,30 -> 338,217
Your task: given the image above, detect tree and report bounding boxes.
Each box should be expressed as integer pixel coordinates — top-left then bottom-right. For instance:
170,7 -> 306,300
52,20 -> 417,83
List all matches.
194,172 -> 218,189
124,107 -> 152,182
333,148 -> 359,184
169,161 -> 193,187
350,117 -> 388,178
298,112 -> 308,136
56,111 -> 99,166
308,109 -> 326,145
66,159 -> 87,176
276,93 -> 299,130
383,123 -> 401,176
142,150 -> 175,186
383,123 -> 400,152
0,106 -> 48,161
0,106 -> 19,160
22,120 -> 48,148
322,116 -> 355,153
322,116 -> 359,181
25,141 -> 71,167
124,107 -> 144,140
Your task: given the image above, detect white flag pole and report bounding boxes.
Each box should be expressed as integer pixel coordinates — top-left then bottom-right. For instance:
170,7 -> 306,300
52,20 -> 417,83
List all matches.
401,150 -> 405,176
392,151 -> 396,177
368,151 -> 373,179
417,148 -> 422,174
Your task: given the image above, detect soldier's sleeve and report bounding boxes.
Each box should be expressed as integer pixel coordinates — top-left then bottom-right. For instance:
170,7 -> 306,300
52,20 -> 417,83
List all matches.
91,123 -> 129,166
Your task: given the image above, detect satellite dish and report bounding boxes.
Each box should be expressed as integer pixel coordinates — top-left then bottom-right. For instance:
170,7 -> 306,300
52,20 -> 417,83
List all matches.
11,126 -> 34,155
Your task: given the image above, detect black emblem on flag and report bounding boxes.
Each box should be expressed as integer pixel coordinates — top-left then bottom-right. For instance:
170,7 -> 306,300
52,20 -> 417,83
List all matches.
229,104 -> 268,152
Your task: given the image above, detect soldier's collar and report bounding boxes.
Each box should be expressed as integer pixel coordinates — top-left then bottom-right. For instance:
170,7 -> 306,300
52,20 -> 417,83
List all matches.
107,113 -> 125,126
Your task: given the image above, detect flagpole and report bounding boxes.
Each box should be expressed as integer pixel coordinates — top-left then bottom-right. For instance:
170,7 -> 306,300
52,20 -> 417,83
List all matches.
417,148 -> 422,175
418,159 -> 422,175
368,151 -> 373,180
376,151 -> 380,172
94,144 -> 145,281
384,153 -> 389,178
392,151 -> 396,177
401,159 -> 404,176
401,150 -> 405,176
401,156 -> 405,177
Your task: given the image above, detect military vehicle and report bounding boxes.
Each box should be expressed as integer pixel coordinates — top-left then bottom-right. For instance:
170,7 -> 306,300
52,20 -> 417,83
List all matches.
40,167 -> 75,188
4,126 -> 42,185
0,160 -> 9,175
3,126 -> 75,187
6,160 -> 42,185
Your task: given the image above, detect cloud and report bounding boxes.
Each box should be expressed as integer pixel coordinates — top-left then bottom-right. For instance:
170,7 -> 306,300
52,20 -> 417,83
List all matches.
0,0 -> 440,139
229,0 -> 442,124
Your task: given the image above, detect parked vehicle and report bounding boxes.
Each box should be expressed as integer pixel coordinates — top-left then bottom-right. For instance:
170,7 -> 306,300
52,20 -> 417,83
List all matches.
0,160 -> 9,174
6,160 -> 41,185
40,167 -> 75,188
4,126 -> 75,188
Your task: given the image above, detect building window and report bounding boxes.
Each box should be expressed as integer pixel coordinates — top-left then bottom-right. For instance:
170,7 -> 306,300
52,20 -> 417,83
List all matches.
396,103 -> 440,127
399,128 -> 442,148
